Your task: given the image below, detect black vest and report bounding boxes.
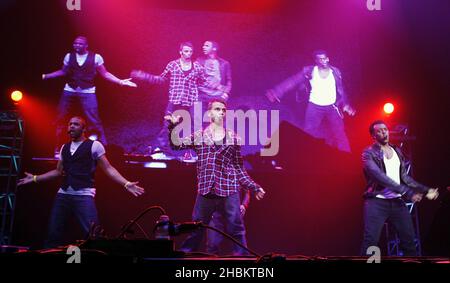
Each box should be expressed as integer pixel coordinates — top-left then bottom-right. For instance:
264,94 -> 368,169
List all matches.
61,140 -> 96,190
65,52 -> 96,89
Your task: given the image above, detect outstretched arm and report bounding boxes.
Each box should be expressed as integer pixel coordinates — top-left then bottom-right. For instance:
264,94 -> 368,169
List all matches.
97,155 -> 144,196
17,159 -> 64,186
43,54 -> 69,80
130,70 -> 165,84
42,69 -> 66,80
97,64 -> 137,87
265,69 -> 306,103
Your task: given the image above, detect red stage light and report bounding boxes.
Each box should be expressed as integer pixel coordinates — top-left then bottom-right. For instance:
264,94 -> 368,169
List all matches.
11,90 -> 23,102
383,102 -> 394,114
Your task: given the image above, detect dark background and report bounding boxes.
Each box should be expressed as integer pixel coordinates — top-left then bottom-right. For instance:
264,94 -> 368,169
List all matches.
1,0 -> 449,255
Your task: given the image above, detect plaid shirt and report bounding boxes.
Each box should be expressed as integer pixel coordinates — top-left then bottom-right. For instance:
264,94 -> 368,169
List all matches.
151,60 -> 206,106
169,126 -> 261,197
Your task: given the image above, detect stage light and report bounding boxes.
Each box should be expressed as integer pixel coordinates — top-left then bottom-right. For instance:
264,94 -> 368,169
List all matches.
11,90 -> 23,102
383,102 -> 394,114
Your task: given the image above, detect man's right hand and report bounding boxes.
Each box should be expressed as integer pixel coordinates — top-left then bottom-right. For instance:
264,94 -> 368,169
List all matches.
164,113 -> 182,125
265,90 -> 280,103
425,188 -> 439,200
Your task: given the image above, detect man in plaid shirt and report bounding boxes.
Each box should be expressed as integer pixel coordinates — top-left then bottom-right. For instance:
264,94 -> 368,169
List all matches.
131,42 -> 206,155
165,99 -> 266,255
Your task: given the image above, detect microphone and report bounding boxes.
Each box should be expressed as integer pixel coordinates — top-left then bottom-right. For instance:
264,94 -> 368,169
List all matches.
154,215 -> 202,238
168,221 -> 202,236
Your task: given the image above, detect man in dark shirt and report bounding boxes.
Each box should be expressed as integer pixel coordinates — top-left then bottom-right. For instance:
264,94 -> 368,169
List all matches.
360,120 -> 439,255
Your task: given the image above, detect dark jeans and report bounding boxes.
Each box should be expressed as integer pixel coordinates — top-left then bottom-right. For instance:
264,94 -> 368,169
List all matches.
303,102 -> 350,152
180,193 -> 248,255
45,193 -> 99,248
361,197 -> 417,256
56,90 -> 107,146
207,209 -> 247,255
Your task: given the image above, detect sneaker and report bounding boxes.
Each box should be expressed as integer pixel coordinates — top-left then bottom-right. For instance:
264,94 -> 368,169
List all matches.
181,151 -> 197,163
152,147 -> 162,154
151,151 -> 174,160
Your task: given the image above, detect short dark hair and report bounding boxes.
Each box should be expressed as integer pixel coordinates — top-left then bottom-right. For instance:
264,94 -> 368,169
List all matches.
207,99 -> 227,111
71,116 -> 87,129
369,120 -> 386,135
313,49 -> 328,58
179,41 -> 194,51
206,40 -> 220,51
75,35 -> 88,44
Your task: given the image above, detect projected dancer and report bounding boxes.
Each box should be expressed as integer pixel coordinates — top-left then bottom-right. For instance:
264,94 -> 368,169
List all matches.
131,42 -> 206,159
17,116 -> 145,248
266,50 -> 355,152
42,36 -> 136,150
165,99 -> 266,255
360,120 -> 439,256
195,40 -> 232,127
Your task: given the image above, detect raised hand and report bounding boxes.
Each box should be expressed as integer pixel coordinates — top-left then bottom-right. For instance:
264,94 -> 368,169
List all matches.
125,181 -> 145,197
426,188 -> 439,200
164,113 -> 182,125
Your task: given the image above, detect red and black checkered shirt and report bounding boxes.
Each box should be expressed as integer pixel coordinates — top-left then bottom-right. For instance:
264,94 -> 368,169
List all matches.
169,126 -> 261,197
152,60 -> 206,107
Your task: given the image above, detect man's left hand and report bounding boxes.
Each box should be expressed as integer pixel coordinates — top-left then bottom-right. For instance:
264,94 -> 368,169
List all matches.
256,188 -> 266,200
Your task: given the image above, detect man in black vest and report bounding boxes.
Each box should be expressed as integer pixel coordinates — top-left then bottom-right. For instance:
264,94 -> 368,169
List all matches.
42,36 -> 136,150
18,116 -> 145,248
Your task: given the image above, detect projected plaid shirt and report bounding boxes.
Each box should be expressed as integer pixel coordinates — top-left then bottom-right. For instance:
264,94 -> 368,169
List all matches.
151,60 -> 206,107
169,126 -> 261,197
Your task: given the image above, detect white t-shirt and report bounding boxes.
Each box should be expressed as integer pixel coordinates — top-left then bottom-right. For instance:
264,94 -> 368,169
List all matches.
57,140 -> 105,197
63,53 -> 104,93
309,66 -> 337,106
376,147 -> 402,199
